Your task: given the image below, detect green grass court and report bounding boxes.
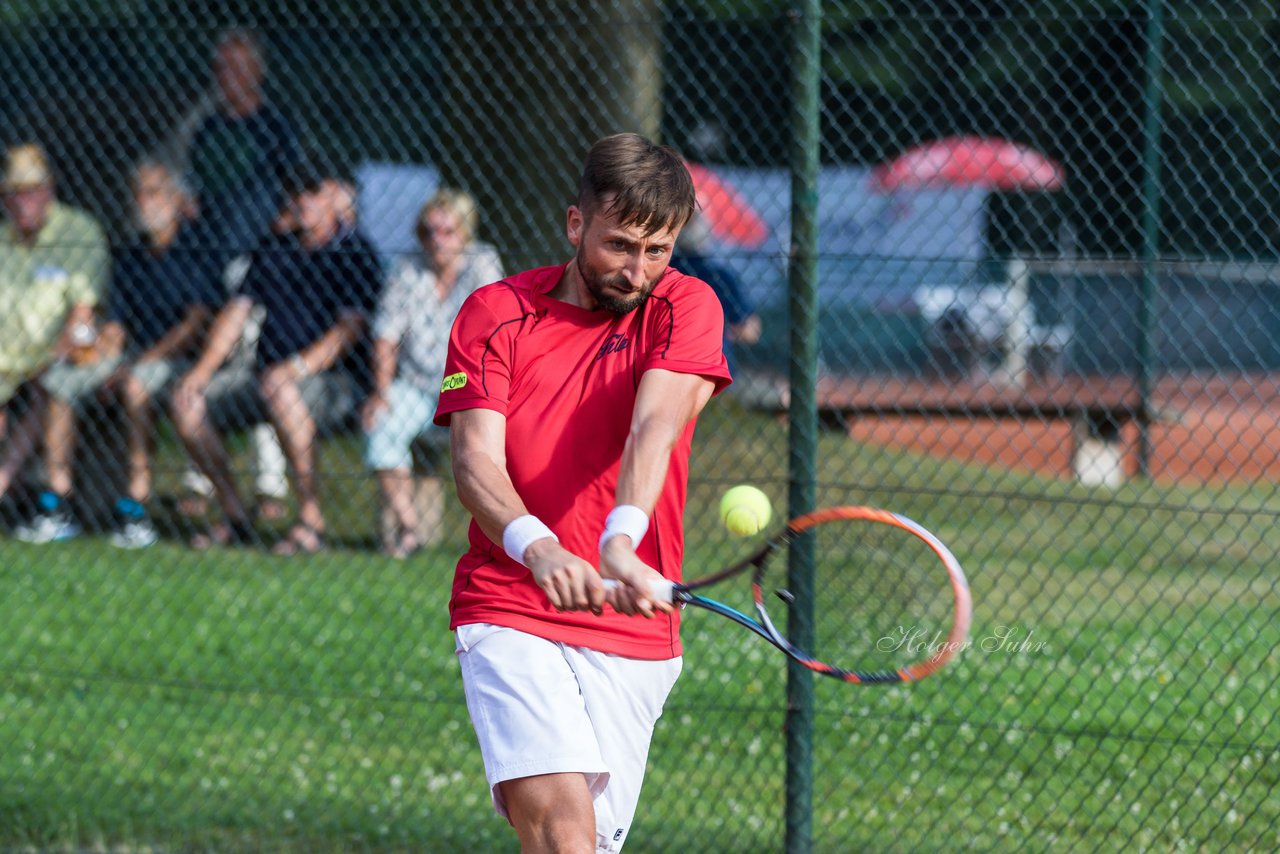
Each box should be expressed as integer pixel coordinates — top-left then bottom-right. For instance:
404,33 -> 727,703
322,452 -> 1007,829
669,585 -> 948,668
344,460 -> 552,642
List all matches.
2,399 -> 1278,851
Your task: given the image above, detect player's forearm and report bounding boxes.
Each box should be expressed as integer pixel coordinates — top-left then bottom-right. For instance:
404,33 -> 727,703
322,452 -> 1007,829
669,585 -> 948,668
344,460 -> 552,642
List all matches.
613,416 -> 683,513
614,371 -> 715,512
452,446 -> 532,547
448,409 -> 543,550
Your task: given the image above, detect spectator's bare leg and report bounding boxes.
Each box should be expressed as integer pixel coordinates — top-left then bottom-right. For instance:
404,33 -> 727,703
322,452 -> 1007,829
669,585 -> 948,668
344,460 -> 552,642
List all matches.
121,375 -> 154,502
378,468 -> 415,532
0,391 -> 47,499
378,471 -> 441,556
171,390 -> 250,525
44,397 -> 77,497
260,373 -> 322,534
418,476 -> 444,545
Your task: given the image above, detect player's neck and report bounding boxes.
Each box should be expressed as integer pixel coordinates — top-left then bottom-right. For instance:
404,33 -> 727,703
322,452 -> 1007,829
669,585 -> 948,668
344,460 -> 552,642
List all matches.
548,258 -> 596,310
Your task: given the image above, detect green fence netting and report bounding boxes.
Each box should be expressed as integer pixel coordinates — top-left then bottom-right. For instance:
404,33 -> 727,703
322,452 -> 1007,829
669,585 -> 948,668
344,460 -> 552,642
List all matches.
1,2 -> 1278,852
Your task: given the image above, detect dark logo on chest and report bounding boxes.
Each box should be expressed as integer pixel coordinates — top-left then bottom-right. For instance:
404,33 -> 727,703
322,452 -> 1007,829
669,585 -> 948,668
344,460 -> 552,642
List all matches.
595,333 -> 631,361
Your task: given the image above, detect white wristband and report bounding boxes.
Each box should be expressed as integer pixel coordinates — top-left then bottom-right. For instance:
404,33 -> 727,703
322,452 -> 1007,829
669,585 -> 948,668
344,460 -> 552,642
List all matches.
599,504 -> 649,552
502,515 -> 557,566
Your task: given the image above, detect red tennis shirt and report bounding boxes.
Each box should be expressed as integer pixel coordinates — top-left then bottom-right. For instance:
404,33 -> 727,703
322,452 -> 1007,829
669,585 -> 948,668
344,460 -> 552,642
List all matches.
434,263 -> 732,659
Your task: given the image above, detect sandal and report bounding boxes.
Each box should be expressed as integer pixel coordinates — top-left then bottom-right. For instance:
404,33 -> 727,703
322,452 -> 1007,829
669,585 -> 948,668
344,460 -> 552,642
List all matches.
254,495 -> 289,522
176,492 -> 210,518
272,523 -> 327,556
190,517 -> 256,550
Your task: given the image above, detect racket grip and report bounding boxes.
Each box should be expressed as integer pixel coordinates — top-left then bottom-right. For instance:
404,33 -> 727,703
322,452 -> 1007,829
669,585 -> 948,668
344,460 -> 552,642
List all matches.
602,578 -> 676,603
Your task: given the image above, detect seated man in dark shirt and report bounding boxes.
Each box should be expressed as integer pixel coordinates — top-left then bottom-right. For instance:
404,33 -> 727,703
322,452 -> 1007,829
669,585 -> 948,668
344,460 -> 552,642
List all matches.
170,161 -> 381,552
17,159 -> 224,548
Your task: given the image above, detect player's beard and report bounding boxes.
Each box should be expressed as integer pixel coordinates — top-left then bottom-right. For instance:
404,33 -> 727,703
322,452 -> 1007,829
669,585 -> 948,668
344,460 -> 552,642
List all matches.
577,254 -> 661,315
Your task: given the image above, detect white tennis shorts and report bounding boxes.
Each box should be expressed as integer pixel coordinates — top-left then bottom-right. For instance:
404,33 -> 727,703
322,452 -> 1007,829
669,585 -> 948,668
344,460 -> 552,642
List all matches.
455,622 -> 682,853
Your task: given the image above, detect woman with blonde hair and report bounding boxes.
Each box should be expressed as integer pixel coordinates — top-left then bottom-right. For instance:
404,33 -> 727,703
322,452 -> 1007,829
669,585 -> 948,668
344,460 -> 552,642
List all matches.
362,188 -> 503,557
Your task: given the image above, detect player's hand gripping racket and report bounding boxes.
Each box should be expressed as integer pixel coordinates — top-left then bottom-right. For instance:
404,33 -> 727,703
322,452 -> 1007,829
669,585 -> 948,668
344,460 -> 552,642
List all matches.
607,506 -> 972,684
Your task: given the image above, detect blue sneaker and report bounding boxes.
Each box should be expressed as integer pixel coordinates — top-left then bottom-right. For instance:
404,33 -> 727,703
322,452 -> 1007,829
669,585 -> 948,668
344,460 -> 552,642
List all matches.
109,498 -> 158,549
13,491 -> 81,543
110,496 -> 158,550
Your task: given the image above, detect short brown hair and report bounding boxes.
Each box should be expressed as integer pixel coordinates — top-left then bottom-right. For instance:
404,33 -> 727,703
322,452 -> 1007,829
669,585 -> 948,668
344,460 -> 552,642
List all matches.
577,133 -> 696,236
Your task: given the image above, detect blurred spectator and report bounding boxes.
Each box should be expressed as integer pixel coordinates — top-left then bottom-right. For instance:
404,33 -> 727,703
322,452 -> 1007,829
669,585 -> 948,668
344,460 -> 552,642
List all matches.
272,177 -> 355,235
331,179 -> 357,229
25,160 -> 224,547
177,178 -> 357,523
172,28 -> 299,260
362,189 -> 502,558
173,176 -> 358,524
669,212 -> 761,372
0,143 -> 108,539
171,161 -> 380,553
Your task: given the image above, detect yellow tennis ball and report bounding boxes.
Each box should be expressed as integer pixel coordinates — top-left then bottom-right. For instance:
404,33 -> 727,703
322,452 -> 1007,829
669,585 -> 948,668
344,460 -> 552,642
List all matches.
719,485 -> 773,536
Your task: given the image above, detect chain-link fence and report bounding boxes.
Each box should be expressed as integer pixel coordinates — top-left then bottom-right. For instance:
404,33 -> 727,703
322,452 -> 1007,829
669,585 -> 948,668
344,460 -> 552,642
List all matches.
1,2 -> 1278,851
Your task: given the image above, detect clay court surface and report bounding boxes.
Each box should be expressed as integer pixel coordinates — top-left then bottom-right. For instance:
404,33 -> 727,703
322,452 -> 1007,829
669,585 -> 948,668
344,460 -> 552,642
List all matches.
801,372 -> 1280,485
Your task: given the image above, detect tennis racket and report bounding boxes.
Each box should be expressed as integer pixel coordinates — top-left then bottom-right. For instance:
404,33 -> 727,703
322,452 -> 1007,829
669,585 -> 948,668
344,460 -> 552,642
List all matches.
607,505 -> 972,684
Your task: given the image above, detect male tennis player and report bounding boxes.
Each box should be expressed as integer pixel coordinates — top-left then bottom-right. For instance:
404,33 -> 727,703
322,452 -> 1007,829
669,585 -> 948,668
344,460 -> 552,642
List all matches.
435,133 -> 731,853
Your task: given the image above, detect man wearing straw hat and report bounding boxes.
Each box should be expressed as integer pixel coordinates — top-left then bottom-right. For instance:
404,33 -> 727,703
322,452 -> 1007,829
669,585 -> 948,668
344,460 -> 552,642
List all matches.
0,143 -> 108,541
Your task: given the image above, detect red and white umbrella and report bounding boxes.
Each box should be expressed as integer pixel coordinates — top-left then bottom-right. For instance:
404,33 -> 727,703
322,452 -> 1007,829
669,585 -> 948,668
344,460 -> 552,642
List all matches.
684,161 -> 771,248
871,136 -> 1065,192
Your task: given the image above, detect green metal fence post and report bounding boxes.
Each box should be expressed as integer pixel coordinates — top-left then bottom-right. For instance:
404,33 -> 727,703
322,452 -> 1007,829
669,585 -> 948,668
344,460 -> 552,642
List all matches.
1138,0 -> 1165,476
785,0 -> 821,851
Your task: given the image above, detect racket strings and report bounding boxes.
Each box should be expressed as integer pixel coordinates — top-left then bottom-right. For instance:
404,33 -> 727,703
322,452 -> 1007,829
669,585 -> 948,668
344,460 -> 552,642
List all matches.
772,518 -> 960,675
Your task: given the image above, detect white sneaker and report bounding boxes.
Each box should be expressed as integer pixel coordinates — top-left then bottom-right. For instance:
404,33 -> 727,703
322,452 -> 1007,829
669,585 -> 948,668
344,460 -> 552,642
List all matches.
13,494 -> 81,544
109,500 -> 158,549
110,518 -> 158,549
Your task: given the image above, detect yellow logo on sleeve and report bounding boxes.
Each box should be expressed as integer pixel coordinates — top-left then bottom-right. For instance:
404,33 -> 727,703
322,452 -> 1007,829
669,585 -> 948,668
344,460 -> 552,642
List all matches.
441,372 -> 468,392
